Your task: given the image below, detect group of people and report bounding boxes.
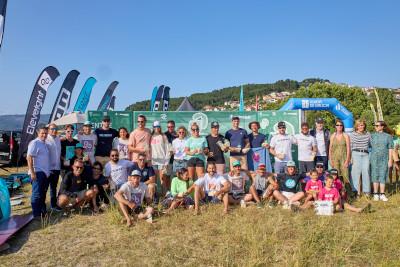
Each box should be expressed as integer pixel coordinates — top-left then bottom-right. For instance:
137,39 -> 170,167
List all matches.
26,114 -> 396,225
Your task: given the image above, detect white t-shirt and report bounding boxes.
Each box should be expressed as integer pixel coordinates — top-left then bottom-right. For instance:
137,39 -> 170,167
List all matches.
294,133 -> 317,162
112,137 -> 130,160
226,171 -> 249,194
151,134 -> 170,166
105,159 -> 135,188
77,133 -> 97,163
269,134 -> 295,162
119,182 -> 149,206
46,135 -> 61,171
195,173 -> 227,194
315,130 -> 327,156
172,138 -> 187,160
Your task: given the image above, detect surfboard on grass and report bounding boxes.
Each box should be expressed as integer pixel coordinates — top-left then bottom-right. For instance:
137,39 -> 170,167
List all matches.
0,214 -> 33,247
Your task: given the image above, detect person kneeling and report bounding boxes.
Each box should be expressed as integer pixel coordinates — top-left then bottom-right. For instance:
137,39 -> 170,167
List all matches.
58,159 -> 99,212
114,170 -> 154,227
194,162 -> 230,215
163,168 -> 195,214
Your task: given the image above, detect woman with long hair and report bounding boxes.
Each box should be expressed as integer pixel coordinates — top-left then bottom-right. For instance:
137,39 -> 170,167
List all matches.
112,127 -> 130,160
370,121 -> 393,201
172,126 -> 188,174
162,168 -> 194,214
329,119 -> 351,185
184,122 -> 208,180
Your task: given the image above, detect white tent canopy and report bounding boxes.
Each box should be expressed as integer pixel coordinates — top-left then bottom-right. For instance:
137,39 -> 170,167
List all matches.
51,112 -> 86,126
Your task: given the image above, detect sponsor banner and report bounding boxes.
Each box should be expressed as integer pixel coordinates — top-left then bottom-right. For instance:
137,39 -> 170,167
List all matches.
0,0 -> 7,49
152,85 -> 164,111
73,77 -> 96,113
162,86 -> 170,111
97,81 -> 118,111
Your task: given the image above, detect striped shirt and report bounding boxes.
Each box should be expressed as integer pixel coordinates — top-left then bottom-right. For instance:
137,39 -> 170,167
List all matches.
349,132 -> 371,151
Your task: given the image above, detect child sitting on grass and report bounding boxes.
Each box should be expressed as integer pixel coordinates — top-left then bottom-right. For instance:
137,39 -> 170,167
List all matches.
301,169 -> 323,208
163,168 -> 195,214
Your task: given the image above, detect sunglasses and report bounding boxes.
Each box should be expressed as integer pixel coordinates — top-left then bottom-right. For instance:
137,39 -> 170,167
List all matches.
50,128 -> 57,131
103,120 -> 110,122
74,166 -> 84,170
316,166 -> 324,168
167,126 -> 175,128
110,154 -> 119,157
93,167 -> 102,171
233,165 -> 241,168
178,131 -> 185,134
375,125 -> 382,127
191,128 -> 199,132
336,124 -> 343,127
137,121 -> 145,123
278,126 -> 286,129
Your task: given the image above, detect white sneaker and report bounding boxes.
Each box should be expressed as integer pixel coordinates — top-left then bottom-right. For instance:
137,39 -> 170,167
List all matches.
373,194 -> 380,201
145,215 -> 153,223
379,194 -> 388,202
282,201 -> 290,209
240,199 -> 246,208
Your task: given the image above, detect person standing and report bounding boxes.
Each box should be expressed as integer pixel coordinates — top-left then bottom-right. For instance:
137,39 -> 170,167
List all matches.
112,127 -> 130,160
185,122 -> 208,179
206,121 -> 229,175
349,119 -> 371,197
172,126 -> 188,174
27,126 -> 51,218
269,121 -> 295,173
225,116 -> 250,170
371,121 -> 393,201
164,120 -> 177,178
77,121 -> 97,164
128,114 -> 152,164
310,117 -> 330,170
46,123 -> 62,211
329,119 -> 351,184
294,122 -> 317,174
61,124 -> 79,177
248,121 -> 268,149
94,115 -> 118,167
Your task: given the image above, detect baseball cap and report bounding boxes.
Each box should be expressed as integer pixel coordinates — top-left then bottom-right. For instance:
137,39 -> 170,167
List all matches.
232,160 -> 241,167
153,121 -> 161,127
75,143 -> 84,149
248,121 -> 260,130
316,117 -> 324,123
102,115 -> 111,121
211,121 -> 220,128
329,169 -> 339,175
278,121 -> 286,128
316,161 -> 324,167
258,164 -> 266,170
286,160 -> 296,167
130,170 -> 142,176
231,116 -> 240,121
83,121 -> 92,126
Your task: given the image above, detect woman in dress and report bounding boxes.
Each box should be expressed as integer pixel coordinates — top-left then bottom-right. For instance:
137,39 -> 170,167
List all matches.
329,119 -> 351,185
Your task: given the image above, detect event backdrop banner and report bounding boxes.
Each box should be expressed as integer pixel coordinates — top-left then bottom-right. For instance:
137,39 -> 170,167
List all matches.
73,77 -> 96,113
18,66 -> 60,160
49,70 -> 80,123
87,110 -> 133,131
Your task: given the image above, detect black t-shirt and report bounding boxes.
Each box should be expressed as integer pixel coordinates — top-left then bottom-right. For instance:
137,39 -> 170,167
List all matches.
94,128 -> 118,157
248,133 -> 266,148
276,173 -> 305,193
206,134 -> 226,164
164,131 -> 177,164
88,174 -> 109,187
132,162 -> 155,183
61,138 -> 79,170
59,171 -> 90,197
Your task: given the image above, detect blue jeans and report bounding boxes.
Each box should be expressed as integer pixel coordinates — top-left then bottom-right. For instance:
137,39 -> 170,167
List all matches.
31,171 -> 49,217
48,170 -> 60,208
350,151 -> 370,193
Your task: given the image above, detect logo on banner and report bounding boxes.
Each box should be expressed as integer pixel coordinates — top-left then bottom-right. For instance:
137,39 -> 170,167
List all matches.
189,113 -> 208,134
260,118 -> 270,129
37,71 -> 52,91
301,100 -> 310,109
52,88 -> 71,121
160,114 -> 167,121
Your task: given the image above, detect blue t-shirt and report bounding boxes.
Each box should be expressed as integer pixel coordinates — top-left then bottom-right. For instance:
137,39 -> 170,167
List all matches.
225,128 -> 248,156
248,133 -> 266,148
132,162 -> 155,183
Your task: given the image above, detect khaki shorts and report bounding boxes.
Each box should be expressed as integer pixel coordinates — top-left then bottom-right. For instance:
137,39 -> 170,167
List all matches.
282,191 -> 295,200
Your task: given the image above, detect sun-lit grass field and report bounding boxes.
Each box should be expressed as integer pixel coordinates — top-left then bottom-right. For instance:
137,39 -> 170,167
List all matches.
1,166 -> 400,266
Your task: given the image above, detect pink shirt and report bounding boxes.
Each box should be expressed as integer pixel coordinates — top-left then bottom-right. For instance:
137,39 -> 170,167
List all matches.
318,187 -> 339,202
332,178 -> 343,192
128,128 -> 151,162
305,179 -> 323,192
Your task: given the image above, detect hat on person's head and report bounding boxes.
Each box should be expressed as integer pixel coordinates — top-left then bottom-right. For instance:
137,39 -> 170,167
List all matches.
258,164 -> 266,170
153,121 -> 161,128
75,143 -> 84,149
83,121 -> 92,126
286,160 -> 296,167
329,169 -> 339,175
232,160 -> 241,167
102,115 -> 111,122
211,121 -> 220,128
248,121 -> 260,130
277,121 -> 286,128
130,170 -> 142,177
316,161 -> 324,167
231,116 -> 240,121
316,117 -> 324,124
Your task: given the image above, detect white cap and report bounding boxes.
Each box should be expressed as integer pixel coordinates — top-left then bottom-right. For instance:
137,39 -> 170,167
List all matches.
153,121 -> 161,127
130,170 -> 142,176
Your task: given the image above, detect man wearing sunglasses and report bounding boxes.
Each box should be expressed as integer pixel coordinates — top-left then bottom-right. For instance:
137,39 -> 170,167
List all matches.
94,115 -> 118,167
225,116 -> 250,170
269,121 -> 296,173
60,124 -> 79,177
132,153 -> 156,201
105,149 -> 135,190
128,114 -> 151,164
58,159 -> 99,212
46,123 -> 62,211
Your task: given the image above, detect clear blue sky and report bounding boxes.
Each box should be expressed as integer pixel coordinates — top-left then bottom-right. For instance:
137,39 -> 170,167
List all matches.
0,0 -> 399,115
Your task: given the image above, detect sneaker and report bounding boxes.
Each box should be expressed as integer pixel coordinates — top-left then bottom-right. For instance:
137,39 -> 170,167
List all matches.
145,215 -> 153,224
373,194 -> 380,201
379,194 -> 388,202
267,202 -> 275,209
282,201 -> 290,210
256,202 -> 263,209
240,199 -> 246,208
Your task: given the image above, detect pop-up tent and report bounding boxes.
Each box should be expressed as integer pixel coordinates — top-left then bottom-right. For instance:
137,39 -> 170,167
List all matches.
52,112 -> 86,126
176,97 -> 195,111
